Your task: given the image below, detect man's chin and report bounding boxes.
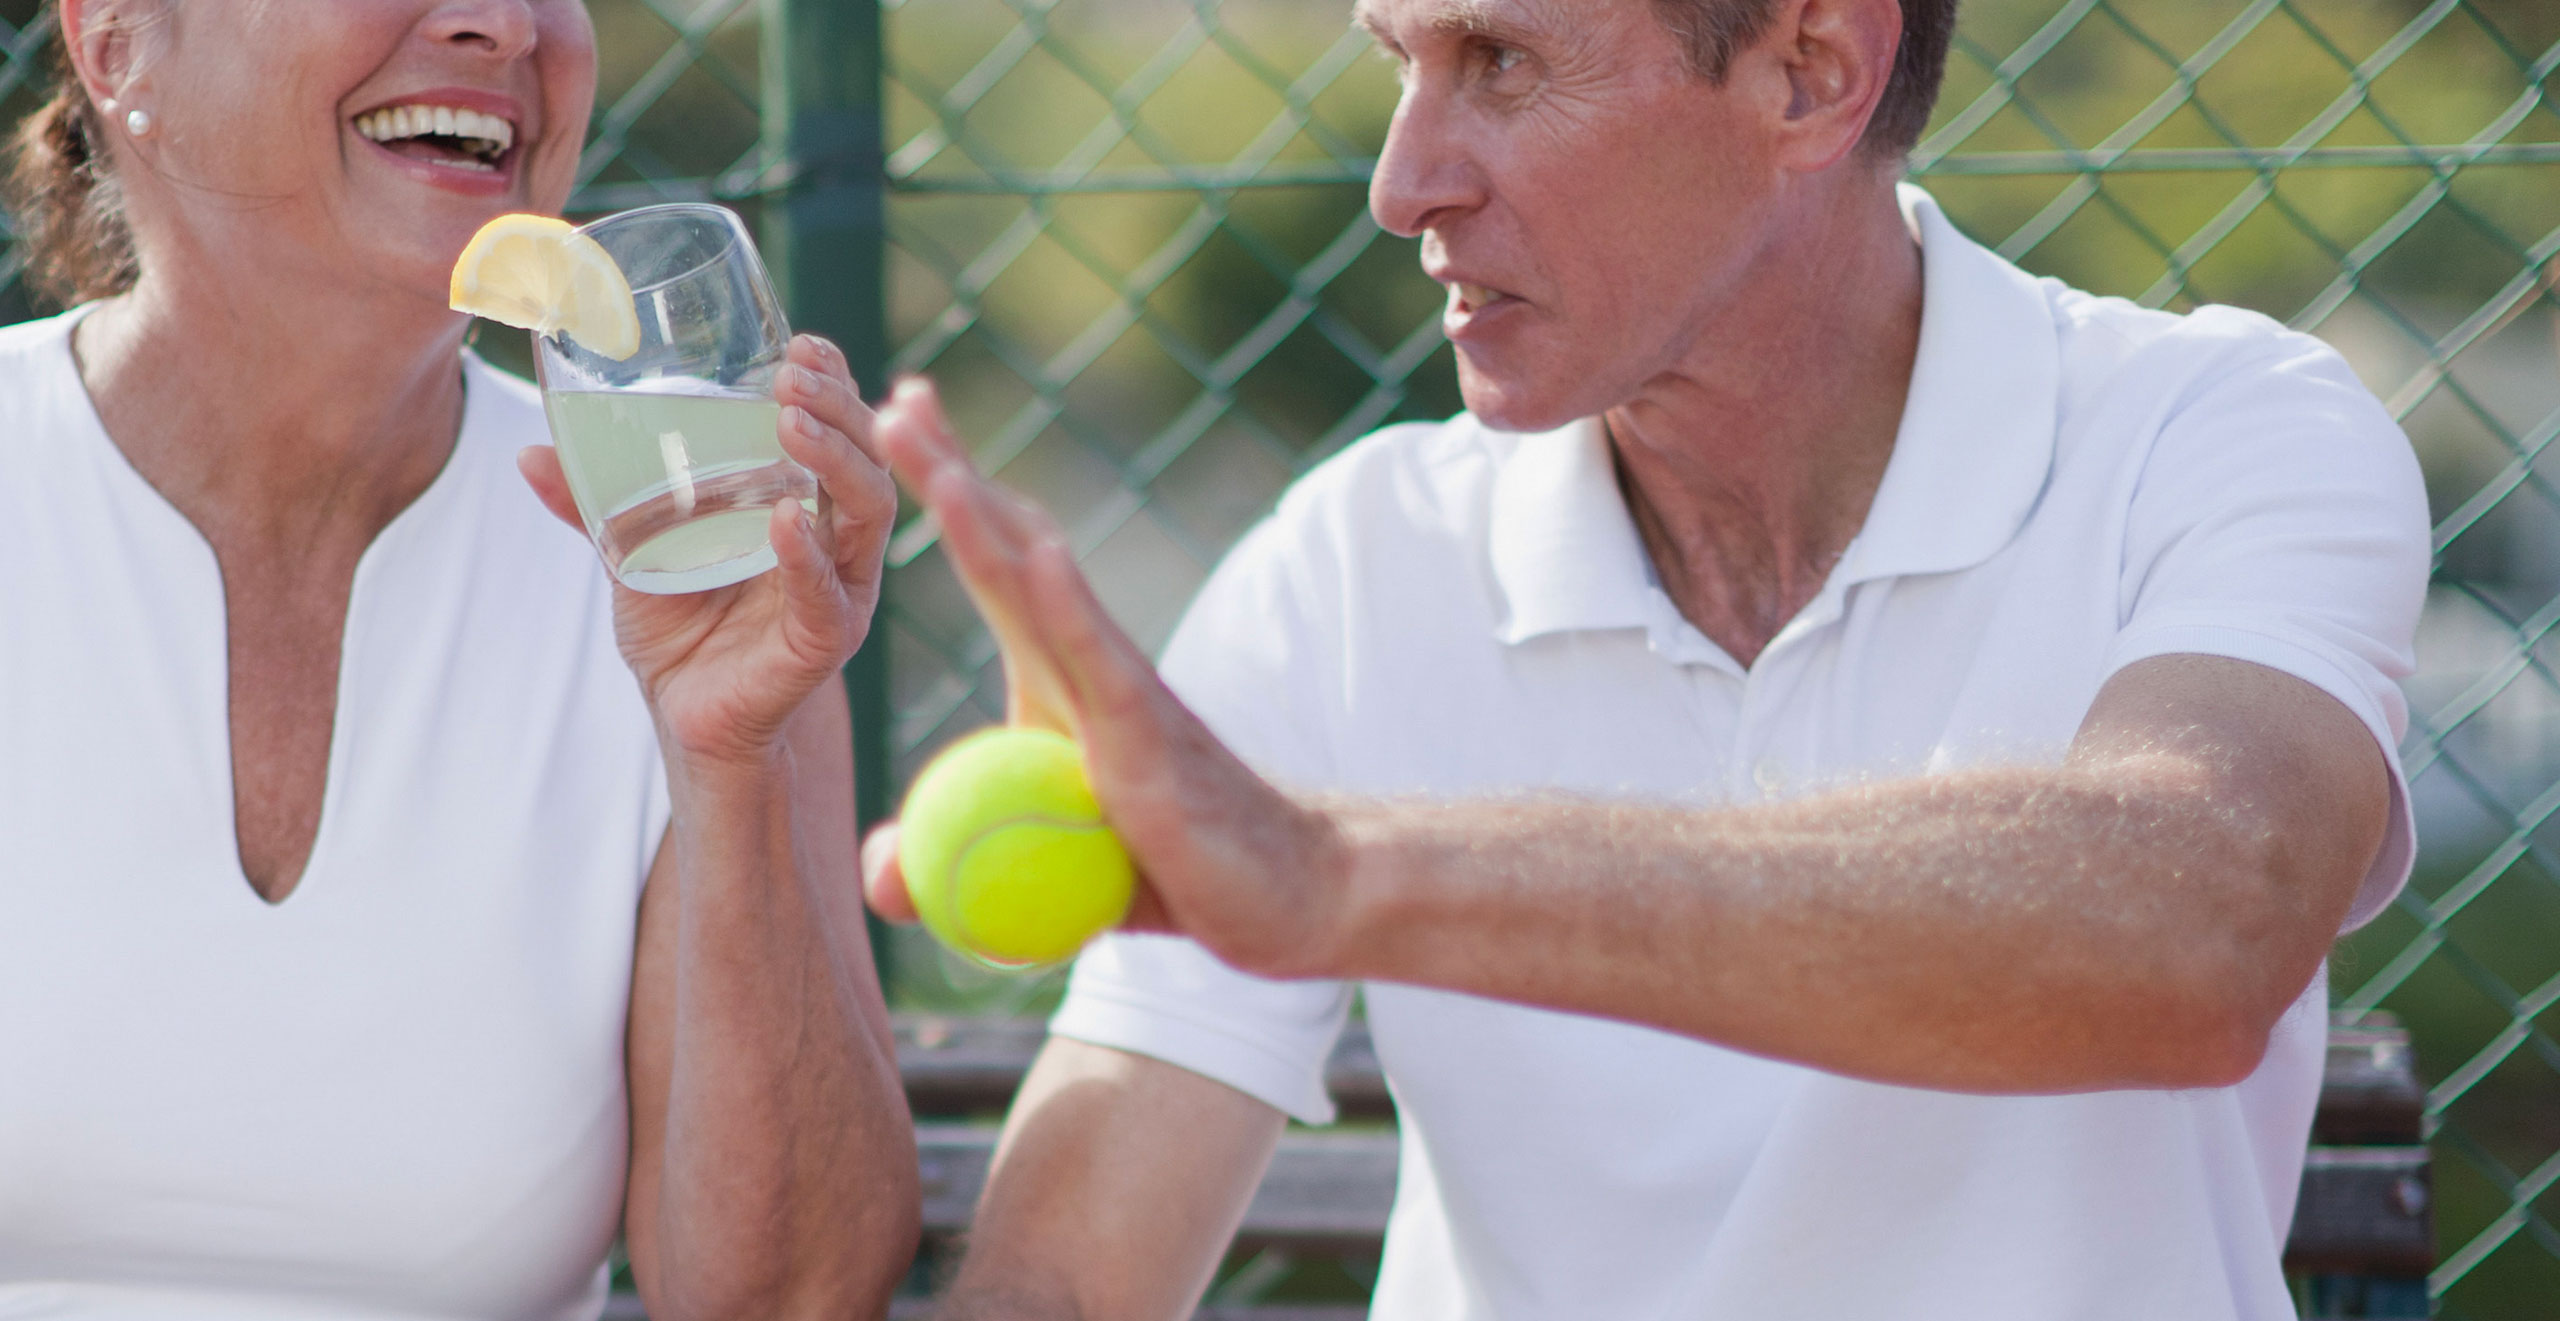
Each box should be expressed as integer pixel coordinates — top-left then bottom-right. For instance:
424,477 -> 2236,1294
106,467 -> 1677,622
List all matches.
1455,364 -> 1601,436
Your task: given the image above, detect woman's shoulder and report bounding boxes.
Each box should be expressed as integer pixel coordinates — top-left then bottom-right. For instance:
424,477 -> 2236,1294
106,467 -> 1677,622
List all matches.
0,307 -> 80,354
0,309 -> 87,419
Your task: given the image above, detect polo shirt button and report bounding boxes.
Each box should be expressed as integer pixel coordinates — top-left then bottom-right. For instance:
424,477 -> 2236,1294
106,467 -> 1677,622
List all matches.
1752,759 -> 1784,794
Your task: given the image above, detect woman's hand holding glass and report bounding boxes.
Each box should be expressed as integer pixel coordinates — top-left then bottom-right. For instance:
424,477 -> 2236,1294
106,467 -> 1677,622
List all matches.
518,332 -> 894,765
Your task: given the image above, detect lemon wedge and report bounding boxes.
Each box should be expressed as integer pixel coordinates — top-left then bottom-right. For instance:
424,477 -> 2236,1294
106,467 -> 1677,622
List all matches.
449,213 -> 642,361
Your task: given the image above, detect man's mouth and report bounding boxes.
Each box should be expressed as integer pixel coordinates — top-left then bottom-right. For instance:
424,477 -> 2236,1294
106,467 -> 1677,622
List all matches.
1451,282 -> 1510,314
354,103 -> 517,173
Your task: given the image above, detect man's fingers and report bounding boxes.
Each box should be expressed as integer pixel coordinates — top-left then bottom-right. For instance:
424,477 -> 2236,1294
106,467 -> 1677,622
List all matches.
874,380 -> 992,560
515,446 -> 586,533
1022,529 -> 1159,716
861,823 -> 921,923
931,467 -> 1057,649
876,375 -> 1092,732
876,377 -> 983,496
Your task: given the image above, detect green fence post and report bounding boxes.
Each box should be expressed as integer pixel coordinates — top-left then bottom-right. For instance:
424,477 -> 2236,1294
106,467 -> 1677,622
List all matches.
761,0 -> 893,981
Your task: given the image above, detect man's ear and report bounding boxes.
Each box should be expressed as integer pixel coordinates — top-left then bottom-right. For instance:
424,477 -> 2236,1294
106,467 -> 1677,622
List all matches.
1754,0 -> 1904,173
60,0 -> 167,112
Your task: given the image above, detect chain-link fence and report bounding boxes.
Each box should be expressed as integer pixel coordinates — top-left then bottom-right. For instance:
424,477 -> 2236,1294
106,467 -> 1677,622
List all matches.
1,0 -> 2553,1315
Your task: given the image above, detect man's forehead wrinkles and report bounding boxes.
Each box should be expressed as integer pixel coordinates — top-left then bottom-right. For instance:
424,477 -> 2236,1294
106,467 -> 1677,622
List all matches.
1354,0 -> 1564,40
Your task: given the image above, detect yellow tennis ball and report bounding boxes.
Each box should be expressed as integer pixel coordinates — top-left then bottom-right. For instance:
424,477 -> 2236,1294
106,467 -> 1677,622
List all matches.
898,727 -> 1136,969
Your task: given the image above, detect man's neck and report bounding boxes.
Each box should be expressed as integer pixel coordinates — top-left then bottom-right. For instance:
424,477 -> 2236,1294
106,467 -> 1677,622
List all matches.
1605,178 -> 1923,669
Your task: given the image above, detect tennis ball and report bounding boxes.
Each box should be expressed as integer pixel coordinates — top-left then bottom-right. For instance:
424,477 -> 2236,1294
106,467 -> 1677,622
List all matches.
898,727 -> 1136,969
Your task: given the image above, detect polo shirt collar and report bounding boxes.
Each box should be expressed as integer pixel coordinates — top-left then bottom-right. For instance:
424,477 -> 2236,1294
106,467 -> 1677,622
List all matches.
1839,185 -> 2062,586
1487,184 -> 2061,647
1489,418 -> 1661,644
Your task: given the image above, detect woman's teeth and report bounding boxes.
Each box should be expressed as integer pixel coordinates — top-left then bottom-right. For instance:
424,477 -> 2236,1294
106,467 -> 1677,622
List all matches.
354,105 -> 516,170
1455,282 -> 1501,308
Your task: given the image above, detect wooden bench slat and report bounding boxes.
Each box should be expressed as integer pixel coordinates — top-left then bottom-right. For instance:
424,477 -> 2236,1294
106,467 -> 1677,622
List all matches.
2314,1020 -> 2426,1145
899,1012 -> 2424,1142
2284,1146 -> 2434,1275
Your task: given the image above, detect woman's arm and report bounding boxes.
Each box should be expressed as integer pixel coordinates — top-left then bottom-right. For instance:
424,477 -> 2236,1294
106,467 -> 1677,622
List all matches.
623,678 -> 916,1321
520,334 -> 917,1320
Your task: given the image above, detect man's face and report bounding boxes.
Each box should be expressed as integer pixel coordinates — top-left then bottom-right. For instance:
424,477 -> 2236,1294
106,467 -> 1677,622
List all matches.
1358,0 -> 1785,432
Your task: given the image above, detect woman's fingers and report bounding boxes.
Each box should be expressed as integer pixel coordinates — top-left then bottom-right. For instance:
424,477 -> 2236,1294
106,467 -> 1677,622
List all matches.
515,446 -> 585,532
780,335 -> 882,465
860,824 -> 921,923
773,343 -> 893,518
767,497 -> 856,663
778,402 -> 895,554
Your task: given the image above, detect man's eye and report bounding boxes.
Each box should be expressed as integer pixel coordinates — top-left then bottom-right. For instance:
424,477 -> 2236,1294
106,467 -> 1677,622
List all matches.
1484,44 -> 1524,76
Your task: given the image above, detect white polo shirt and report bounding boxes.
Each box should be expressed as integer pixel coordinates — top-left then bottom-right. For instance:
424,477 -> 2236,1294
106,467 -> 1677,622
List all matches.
1051,187 -> 2429,1321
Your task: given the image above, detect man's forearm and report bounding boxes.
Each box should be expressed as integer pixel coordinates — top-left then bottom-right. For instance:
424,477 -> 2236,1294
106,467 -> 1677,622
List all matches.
1312,756 -> 2341,1093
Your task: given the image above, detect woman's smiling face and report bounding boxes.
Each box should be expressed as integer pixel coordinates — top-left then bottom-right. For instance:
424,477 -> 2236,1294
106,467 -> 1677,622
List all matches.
69,0 -> 597,307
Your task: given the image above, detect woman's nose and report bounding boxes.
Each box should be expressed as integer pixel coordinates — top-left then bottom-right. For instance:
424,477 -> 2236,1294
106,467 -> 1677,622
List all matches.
422,0 -> 540,59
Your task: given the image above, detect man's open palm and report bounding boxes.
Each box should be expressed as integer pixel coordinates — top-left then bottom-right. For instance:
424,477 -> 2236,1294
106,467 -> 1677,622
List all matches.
863,380 -> 1345,977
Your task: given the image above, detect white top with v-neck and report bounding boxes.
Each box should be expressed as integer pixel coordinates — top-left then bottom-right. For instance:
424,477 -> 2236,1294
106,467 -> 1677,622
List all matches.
0,309 -> 670,1321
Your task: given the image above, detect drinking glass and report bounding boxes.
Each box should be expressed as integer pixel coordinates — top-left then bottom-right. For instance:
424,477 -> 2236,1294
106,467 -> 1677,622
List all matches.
534,203 -> 815,594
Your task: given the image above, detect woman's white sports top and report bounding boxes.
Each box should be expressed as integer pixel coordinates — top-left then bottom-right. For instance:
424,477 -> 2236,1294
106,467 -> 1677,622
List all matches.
0,309 -> 670,1321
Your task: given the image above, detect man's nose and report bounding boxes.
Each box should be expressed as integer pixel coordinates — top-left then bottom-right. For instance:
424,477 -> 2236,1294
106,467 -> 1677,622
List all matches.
1369,91 -> 1479,239
423,0 -> 540,59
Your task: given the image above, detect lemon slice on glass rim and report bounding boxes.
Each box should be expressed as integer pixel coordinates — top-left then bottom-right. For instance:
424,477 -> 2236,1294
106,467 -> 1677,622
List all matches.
449,213 -> 642,361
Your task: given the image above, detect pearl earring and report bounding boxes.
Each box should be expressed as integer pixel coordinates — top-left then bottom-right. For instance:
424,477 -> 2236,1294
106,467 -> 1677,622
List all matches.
124,108 -> 151,137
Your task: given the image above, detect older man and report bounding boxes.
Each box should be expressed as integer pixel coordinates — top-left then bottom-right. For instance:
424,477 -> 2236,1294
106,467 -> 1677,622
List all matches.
864,0 -> 2429,1316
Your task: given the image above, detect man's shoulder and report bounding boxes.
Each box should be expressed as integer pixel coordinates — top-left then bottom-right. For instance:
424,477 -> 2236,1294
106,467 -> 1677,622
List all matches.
1257,412 -> 1513,554
2049,287 -> 2362,404
1176,413 -> 1514,662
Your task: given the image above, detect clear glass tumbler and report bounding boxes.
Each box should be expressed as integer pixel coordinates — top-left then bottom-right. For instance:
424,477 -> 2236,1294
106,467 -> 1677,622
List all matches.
534,203 -> 816,594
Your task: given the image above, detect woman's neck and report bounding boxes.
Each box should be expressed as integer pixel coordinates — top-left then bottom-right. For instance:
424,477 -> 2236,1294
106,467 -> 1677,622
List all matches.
71,269 -> 471,548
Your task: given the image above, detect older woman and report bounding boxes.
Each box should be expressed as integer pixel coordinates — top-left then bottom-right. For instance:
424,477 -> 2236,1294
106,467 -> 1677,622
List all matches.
0,0 -> 916,1317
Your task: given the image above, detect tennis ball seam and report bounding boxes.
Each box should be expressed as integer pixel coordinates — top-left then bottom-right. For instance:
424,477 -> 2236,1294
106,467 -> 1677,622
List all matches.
944,815 -> 1131,961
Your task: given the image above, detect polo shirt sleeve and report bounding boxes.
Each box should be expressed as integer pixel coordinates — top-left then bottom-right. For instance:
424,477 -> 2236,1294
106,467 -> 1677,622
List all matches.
2100,311 -> 2431,930
1048,514 -> 1357,1126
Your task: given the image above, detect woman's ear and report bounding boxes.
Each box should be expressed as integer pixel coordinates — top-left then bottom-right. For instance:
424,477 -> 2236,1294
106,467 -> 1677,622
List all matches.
61,0 -> 168,114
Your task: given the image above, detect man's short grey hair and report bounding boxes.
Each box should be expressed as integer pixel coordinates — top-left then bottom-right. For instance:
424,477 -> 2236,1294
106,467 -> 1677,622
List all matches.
1651,0 -> 1959,158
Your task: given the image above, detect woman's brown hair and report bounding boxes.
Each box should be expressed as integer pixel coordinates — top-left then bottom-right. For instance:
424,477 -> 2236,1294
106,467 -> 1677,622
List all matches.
4,24 -> 139,309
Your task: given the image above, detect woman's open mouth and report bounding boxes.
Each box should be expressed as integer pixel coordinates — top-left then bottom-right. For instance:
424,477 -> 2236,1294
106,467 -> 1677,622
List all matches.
354,103 -> 517,174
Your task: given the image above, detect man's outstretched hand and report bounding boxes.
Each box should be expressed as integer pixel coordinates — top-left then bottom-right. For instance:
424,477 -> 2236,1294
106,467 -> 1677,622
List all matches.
863,379 -> 1349,978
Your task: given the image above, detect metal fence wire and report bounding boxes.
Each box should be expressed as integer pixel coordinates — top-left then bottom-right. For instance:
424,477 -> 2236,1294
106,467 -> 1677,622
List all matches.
1,0 -> 2555,1315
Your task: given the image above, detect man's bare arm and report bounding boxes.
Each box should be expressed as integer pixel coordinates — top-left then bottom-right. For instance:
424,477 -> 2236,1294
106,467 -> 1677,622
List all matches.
1309,654 -> 2385,1092
868,379 -> 2390,1095
935,1038 -> 1285,1321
